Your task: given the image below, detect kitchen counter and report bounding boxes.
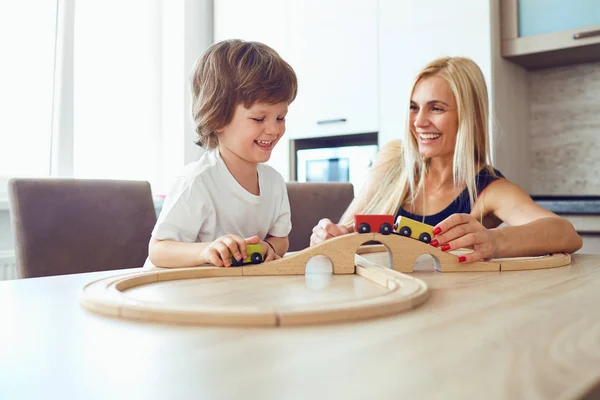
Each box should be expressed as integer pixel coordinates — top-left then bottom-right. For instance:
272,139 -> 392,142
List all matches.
531,195 -> 600,215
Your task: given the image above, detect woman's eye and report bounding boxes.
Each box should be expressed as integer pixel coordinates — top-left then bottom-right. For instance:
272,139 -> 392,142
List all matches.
432,106 -> 444,112
252,118 -> 265,122
409,105 -> 418,111
277,117 -> 285,121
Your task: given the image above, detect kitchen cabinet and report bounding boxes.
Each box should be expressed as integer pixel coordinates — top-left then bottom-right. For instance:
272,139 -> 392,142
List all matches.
213,0 -> 378,180
284,0 -> 378,140
501,0 -> 600,69
214,0 -> 378,140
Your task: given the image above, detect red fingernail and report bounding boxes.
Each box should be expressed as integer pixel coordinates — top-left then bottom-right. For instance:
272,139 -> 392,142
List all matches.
458,256 -> 466,263
430,239 -> 439,247
433,227 -> 442,235
441,243 -> 450,251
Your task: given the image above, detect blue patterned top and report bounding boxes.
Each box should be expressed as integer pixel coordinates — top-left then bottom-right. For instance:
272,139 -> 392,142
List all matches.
395,167 -> 504,227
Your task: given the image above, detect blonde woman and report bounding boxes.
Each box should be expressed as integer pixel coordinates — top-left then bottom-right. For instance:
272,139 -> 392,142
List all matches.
310,57 -> 582,263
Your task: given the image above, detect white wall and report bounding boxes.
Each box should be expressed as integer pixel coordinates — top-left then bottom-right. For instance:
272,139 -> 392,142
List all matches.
378,0 -> 493,147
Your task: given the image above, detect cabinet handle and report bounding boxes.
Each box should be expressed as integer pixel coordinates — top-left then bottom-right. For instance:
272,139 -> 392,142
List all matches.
316,118 -> 347,125
573,29 -> 600,40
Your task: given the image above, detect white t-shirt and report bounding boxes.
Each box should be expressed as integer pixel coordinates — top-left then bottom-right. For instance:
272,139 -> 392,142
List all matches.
152,150 -> 291,243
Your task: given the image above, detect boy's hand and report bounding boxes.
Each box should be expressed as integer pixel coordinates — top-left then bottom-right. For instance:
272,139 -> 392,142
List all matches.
261,239 -> 280,262
202,235 -> 260,267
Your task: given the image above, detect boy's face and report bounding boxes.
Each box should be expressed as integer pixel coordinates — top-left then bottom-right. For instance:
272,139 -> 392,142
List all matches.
217,101 -> 288,166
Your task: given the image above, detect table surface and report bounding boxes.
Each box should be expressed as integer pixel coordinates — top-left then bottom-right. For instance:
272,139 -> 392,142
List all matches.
2,253 -> 600,400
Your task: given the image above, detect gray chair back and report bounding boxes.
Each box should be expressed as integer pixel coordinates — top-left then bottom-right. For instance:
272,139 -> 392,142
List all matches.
286,182 -> 354,252
8,178 -> 157,278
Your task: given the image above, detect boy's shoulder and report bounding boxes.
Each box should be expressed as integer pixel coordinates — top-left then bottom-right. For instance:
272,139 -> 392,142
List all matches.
178,150 -> 221,182
258,163 -> 286,185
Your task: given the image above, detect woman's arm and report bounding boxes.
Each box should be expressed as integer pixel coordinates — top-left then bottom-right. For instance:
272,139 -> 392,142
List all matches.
436,179 -> 582,262
484,179 -> 582,257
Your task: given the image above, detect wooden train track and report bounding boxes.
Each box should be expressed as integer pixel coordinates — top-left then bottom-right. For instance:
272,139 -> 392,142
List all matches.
80,233 -> 571,326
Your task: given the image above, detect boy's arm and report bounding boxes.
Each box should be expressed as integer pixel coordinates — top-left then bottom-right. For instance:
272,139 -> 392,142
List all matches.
264,235 -> 289,257
149,234 -> 262,268
149,238 -> 212,268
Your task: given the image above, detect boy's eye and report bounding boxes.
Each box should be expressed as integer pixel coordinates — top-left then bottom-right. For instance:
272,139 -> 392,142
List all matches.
252,118 -> 265,122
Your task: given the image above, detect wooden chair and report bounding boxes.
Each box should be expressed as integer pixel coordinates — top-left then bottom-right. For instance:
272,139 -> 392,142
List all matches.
286,182 -> 354,252
8,178 -> 157,278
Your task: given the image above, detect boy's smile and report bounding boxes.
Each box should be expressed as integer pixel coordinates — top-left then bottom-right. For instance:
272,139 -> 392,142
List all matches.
254,139 -> 274,150
217,101 -> 288,175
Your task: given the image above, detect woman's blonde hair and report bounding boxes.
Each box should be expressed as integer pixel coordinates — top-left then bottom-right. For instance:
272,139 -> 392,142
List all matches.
343,56 -> 494,224
191,39 -> 298,149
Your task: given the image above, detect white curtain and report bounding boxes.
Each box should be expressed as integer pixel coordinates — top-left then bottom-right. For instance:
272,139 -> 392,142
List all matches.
0,0 -> 211,197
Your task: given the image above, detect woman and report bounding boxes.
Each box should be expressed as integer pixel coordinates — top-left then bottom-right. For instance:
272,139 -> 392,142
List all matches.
310,57 -> 582,263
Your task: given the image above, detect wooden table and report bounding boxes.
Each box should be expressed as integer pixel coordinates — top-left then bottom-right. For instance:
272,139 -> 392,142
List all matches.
1,253 -> 600,399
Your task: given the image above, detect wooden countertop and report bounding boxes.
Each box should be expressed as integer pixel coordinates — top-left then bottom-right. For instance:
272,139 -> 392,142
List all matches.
1,253 -> 600,399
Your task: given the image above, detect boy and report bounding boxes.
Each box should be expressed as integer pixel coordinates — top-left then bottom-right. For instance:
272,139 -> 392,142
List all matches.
149,40 -> 297,268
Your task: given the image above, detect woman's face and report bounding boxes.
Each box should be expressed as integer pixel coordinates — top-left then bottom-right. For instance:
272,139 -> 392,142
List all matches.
409,76 -> 459,160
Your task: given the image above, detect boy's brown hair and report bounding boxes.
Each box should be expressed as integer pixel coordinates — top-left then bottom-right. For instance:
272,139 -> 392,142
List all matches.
191,39 -> 298,149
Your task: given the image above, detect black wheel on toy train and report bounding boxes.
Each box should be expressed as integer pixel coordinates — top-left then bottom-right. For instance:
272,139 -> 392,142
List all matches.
358,223 -> 371,233
379,223 -> 393,235
231,257 -> 244,267
419,232 -> 432,243
251,252 -> 263,264
398,226 -> 412,237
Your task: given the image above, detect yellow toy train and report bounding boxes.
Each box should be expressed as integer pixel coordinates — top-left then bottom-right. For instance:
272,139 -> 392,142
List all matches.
354,214 -> 434,244
231,243 -> 264,266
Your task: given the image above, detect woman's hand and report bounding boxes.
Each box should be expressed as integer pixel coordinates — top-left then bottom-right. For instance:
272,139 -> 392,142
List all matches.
202,235 -> 260,267
310,218 -> 350,246
432,214 -> 498,263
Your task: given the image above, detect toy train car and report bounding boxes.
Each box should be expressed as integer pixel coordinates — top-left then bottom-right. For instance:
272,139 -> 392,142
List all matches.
354,214 -> 395,235
231,243 -> 264,266
354,214 -> 434,244
394,216 -> 434,244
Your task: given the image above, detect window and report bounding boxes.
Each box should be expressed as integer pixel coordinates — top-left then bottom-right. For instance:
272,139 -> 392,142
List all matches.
0,0 -> 211,202
0,0 -> 58,180
73,0 -> 162,185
